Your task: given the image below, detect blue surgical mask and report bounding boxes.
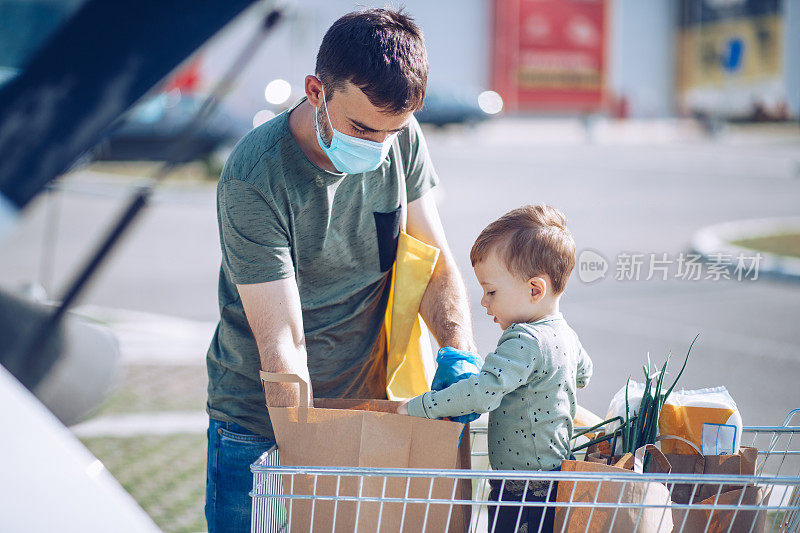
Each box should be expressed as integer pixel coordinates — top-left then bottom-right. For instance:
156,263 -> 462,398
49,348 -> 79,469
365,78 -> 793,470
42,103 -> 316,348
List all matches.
315,86 -> 397,174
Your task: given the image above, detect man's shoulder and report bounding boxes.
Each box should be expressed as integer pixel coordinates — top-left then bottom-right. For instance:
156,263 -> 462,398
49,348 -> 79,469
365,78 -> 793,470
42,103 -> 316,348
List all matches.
394,115 -> 431,163
221,113 -> 292,188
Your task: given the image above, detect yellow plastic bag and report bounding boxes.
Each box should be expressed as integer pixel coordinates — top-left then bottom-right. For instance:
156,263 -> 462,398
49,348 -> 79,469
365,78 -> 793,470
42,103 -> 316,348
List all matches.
385,231 -> 440,400
346,230 -> 439,401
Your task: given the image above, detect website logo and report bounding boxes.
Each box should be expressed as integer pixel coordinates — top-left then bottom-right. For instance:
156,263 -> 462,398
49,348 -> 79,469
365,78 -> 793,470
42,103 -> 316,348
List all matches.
578,249 -> 608,283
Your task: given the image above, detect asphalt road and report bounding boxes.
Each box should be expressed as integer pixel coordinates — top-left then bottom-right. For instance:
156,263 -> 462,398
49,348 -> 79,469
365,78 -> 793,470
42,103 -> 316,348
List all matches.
2,118 -> 799,428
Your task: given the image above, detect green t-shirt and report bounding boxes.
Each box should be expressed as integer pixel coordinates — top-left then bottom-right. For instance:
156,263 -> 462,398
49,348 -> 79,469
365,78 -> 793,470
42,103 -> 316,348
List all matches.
206,99 -> 439,438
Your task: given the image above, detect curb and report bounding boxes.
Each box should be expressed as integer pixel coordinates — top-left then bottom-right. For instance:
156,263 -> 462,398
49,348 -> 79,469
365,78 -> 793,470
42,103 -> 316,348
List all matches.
72,305 -> 215,365
691,217 -> 800,281
71,411 -> 208,438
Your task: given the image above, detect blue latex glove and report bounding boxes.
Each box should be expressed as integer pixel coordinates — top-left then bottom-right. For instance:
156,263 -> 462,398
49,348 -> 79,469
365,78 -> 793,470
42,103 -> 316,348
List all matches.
431,347 -> 483,390
431,347 -> 483,424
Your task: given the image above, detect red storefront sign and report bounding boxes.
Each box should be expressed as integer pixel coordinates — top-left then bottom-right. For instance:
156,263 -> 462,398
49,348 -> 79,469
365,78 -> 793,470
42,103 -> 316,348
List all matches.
492,0 -> 608,112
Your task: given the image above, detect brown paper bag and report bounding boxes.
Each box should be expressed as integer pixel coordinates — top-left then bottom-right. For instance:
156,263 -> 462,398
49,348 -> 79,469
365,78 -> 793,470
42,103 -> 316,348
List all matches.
585,438 -> 705,504
662,444 -> 766,533
663,446 -> 758,502
555,445 -> 674,532
671,485 -> 768,533
261,372 -> 472,532
587,438 -> 759,498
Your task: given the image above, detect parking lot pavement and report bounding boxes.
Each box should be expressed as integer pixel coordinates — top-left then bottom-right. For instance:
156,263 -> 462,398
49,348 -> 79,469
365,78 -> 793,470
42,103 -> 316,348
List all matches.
425,120 -> 800,426
1,118 -> 798,427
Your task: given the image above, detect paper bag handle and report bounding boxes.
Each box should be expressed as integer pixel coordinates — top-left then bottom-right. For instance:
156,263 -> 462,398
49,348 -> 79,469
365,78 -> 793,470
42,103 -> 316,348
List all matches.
612,445 -> 671,474
655,434 -> 702,454
259,371 -> 311,409
633,444 -> 672,474
613,452 -> 635,470
655,435 -> 705,474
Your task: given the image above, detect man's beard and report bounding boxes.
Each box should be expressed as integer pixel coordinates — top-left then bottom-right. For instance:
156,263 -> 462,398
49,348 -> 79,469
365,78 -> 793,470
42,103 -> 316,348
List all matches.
315,103 -> 334,148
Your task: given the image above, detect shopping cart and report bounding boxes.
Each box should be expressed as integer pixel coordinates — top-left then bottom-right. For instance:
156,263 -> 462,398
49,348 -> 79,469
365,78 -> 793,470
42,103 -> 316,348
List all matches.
251,409 -> 800,532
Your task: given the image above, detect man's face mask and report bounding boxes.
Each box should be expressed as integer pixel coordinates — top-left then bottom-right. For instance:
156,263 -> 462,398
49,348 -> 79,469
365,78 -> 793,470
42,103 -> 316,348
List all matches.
314,85 -> 398,174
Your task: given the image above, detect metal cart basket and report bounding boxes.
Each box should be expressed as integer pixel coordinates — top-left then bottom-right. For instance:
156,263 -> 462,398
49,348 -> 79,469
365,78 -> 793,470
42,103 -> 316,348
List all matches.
251,409 -> 800,532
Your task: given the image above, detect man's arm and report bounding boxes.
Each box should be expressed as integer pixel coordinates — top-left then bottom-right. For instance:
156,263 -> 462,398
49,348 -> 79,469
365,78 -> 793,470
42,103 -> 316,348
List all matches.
406,191 -> 476,353
237,277 -> 313,407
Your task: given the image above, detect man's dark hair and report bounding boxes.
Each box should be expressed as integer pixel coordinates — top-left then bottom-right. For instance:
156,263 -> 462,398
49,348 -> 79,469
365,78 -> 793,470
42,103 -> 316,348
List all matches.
315,8 -> 428,114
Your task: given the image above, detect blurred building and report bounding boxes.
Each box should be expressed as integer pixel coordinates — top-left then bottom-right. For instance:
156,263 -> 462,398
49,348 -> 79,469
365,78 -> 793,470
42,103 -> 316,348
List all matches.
198,0 -> 799,122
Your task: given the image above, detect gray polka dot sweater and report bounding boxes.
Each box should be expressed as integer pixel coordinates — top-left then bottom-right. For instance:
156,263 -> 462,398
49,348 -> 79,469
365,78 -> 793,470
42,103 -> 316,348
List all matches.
407,313 -> 592,471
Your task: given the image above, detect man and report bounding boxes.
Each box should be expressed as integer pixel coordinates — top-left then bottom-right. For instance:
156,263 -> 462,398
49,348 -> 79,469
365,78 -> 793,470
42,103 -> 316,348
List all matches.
205,9 -> 477,531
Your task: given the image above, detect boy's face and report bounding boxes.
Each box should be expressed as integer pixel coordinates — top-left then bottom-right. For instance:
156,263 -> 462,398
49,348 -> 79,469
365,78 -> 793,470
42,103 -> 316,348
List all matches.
473,249 -> 544,330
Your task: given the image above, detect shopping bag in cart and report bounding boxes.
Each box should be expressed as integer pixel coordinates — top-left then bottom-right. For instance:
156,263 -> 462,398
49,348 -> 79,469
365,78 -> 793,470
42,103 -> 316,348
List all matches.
657,439 -> 767,533
586,436 -> 768,532
260,372 -> 471,533
671,485 -> 768,533
555,444 -> 674,532
660,441 -> 757,500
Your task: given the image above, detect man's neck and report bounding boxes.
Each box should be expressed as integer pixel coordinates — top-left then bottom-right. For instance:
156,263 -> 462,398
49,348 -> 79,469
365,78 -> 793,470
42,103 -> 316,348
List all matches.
288,99 -> 339,173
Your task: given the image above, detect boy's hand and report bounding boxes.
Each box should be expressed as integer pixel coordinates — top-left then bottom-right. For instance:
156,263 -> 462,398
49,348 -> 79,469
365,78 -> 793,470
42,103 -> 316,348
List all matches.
396,400 -> 409,415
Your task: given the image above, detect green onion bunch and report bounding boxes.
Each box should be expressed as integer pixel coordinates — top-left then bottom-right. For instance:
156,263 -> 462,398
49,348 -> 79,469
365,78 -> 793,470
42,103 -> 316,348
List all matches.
572,334 -> 699,463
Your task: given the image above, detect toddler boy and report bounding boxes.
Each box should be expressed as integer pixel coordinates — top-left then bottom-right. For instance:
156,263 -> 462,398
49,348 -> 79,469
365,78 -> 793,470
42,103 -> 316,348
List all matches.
398,204 -> 593,532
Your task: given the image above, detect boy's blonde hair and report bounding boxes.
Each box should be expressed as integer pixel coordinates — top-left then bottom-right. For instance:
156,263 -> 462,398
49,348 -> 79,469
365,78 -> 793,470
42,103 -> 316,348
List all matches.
470,205 -> 576,295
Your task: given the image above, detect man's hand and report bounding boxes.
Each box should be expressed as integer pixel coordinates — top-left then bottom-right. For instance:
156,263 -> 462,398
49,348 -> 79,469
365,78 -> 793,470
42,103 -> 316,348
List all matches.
432,347 -> 482,424
237,277 -> 313,407
431,347 -> 483,391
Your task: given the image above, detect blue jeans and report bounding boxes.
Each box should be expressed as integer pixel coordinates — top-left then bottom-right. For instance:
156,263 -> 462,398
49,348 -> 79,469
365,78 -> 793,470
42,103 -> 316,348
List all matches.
205,418 -> 276,533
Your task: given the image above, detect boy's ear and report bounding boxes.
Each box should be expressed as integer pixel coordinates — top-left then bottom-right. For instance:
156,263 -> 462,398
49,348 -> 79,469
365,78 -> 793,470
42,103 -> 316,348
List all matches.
528,277 -> 547,302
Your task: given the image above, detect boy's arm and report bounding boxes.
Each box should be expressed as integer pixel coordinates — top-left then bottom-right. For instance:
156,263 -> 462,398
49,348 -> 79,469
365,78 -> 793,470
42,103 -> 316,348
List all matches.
405,326 -> 542,419
576,340 -> 593,389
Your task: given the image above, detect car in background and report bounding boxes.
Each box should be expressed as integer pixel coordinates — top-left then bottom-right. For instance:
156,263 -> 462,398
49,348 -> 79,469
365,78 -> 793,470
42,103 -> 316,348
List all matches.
91,90 -> 251,164
414,88 -> 503,127
0,0 -> 265,529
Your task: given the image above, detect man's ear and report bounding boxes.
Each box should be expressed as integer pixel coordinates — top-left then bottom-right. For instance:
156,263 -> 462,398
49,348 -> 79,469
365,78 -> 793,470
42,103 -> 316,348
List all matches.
305,75 -> 323,108
528,277 -> 547,303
